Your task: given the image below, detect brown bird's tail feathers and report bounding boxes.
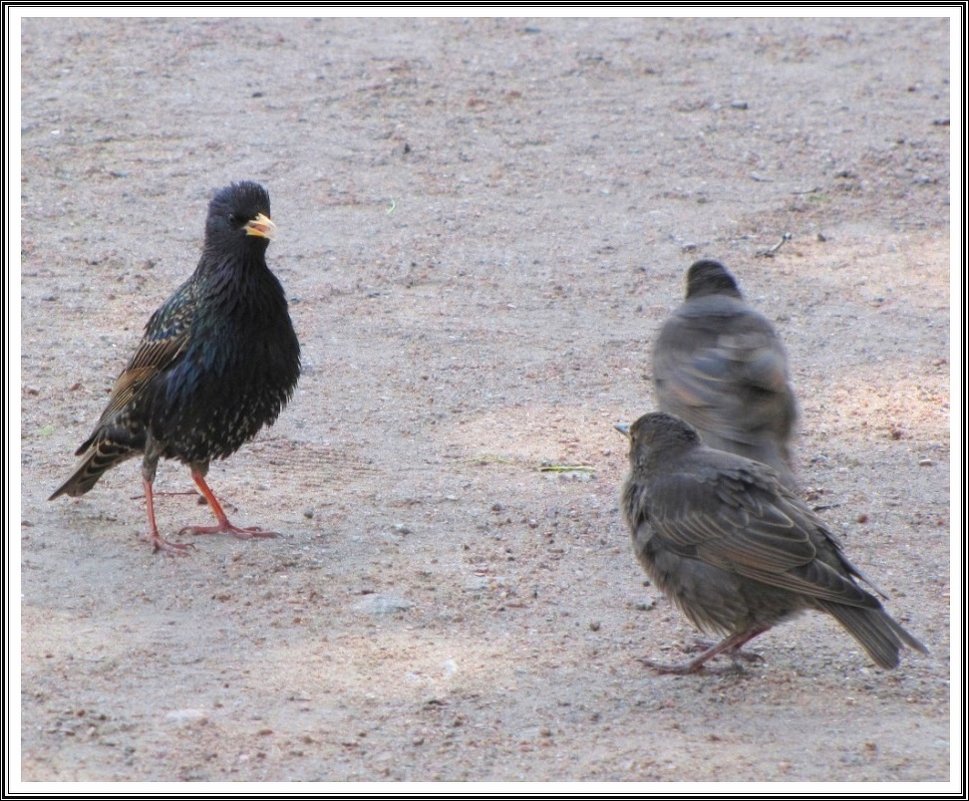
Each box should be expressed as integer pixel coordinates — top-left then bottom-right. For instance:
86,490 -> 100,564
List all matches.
821,602 -> 929,669
48,434 -> 138,500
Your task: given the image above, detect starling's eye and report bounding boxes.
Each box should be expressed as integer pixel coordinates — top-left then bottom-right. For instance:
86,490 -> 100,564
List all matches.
228,213 -> 246,227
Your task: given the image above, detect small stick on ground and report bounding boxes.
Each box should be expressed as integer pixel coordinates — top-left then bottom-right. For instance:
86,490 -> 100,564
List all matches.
538,464 -> 595,474
757,232 -> 792,258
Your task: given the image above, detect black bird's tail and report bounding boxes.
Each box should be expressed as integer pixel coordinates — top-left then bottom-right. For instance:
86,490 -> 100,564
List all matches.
49,434 -> 138,500
821,601 -> 929,669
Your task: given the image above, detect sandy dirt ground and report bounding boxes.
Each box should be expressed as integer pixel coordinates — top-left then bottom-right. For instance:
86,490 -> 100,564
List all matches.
18,16 -> 952,784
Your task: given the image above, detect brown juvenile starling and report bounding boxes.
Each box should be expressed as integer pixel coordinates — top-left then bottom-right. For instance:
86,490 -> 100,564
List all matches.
50,181 -> 301,555
652,259 -> 798,488
616,412 -> 927,673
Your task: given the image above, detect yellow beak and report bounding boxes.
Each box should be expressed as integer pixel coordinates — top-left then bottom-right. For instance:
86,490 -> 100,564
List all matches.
245,212 -> 277,240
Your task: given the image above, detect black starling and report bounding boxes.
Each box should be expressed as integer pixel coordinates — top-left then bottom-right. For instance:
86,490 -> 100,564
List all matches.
652,259 -> 798,488
50,181 -> 301,555
616,412 -> 927,673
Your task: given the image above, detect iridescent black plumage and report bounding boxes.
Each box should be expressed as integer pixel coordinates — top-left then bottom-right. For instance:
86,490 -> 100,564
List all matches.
50,181 -> 301,554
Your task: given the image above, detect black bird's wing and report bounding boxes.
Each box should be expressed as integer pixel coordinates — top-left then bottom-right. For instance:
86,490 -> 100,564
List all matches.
48,281 -> 196,500
91,317 -> 192,432
86,276 -> 197,434
648,460 -> 878,609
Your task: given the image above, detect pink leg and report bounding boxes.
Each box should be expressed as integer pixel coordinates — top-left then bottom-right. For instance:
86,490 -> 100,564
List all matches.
178,471 -> 279,540
140,478 -> 194,556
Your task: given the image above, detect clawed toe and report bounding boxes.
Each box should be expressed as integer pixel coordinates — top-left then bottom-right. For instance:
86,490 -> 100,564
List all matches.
637,656 -> 703,675
141,533 -> 195,557
178,523 -> 279,540
638,656 -> 748,676
729,649 -> 763,664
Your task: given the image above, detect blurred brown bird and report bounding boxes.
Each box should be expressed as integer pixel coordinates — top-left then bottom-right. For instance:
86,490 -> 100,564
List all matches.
652,259 -> 798,489
616,412 -> 927,673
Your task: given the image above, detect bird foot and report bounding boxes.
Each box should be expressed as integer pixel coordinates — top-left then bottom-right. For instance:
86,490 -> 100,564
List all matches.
638,656 -> 746,676
728,650 -> 764,665
178,521 -> 279,540
687,639 -> 763,664
638,657 -> 705,675
141,531 -> 195,557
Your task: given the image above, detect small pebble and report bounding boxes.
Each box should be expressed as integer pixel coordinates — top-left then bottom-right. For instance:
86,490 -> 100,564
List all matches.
918,458 -> 934,467
165,709 -> 207,725
352,595 -> 413,615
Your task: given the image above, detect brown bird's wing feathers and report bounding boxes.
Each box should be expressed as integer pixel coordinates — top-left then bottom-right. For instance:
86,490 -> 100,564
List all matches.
86,330 -> 191,437
49,290 -> 194,500
648,459 -> 878,610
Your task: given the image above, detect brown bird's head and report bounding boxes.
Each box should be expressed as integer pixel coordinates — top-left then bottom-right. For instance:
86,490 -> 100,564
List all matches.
615,412 -> 701,468
204,181 -> 277,255
685,259 -> 742,300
